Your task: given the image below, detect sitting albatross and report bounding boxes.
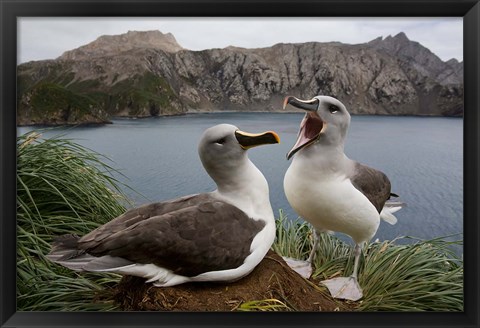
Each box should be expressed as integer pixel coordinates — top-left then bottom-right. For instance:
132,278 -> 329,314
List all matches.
47,124 -> 280,287
283,95 -> 403,301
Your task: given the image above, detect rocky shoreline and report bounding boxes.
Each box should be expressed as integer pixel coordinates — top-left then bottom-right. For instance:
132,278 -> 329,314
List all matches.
17,109 -> 463,127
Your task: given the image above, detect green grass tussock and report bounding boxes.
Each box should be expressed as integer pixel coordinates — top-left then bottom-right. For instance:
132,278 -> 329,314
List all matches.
17,131 -> 131,311
357,236 -> 463,311
273,210 -> 463,311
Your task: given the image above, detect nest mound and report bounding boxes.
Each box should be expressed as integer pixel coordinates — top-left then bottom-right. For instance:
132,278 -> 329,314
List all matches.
111,250 -> 353,311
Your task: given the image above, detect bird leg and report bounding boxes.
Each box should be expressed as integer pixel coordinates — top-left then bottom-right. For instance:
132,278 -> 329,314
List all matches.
321,243 -> 363,301
307,228 -> 321,263
282,227 -> 320,279
351,243 -> 362,279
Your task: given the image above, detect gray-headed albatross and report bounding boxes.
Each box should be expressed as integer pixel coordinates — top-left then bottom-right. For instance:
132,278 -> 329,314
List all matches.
47,124 -> 280,287
283,95 -> 403,301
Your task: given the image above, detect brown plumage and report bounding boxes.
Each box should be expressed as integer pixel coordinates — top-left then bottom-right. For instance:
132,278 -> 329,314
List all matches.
350,162 -> 392,214
76,195 -> 265,276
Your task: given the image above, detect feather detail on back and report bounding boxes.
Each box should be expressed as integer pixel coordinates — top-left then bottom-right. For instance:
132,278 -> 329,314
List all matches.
47,234 -> 85,261
46,195 -> 266,277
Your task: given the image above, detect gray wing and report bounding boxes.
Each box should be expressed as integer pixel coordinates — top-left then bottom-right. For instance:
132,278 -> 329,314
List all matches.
80,193 -> 213,245
350,162 -> 392,213
78,200 -> 266,277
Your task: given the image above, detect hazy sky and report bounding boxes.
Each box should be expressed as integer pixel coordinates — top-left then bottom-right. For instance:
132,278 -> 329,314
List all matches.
18,17 -> 463,64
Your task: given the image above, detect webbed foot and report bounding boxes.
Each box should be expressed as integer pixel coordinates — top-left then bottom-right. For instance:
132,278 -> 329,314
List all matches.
321,276 -> 363,301
282,256 -> 312,279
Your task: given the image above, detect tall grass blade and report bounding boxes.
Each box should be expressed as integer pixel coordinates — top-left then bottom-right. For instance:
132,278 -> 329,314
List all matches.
17,132 -> 130,311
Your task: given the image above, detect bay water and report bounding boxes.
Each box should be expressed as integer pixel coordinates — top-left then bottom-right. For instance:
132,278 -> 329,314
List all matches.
18,113 -> 463,251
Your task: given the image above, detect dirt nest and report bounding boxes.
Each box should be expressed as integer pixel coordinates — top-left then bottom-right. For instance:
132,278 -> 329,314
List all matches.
111,250 -> 353,311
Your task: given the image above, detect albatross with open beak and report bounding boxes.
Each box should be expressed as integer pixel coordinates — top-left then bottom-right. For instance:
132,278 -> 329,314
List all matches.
283,95 -> 403,301
47,124 -> 280,287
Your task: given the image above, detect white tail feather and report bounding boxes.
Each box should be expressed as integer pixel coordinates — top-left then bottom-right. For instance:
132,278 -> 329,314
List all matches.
380,200 -> 406,225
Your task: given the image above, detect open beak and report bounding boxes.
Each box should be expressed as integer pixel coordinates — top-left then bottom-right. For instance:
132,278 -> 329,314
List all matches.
283,96 -> 324,160
235,130 -> 280,149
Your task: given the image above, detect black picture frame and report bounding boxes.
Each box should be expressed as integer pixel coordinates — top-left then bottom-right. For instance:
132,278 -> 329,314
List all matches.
1,1 -> 479,327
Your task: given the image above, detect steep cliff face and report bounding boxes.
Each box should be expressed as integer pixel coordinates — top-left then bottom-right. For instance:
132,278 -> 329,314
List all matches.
17,31 -> 463,125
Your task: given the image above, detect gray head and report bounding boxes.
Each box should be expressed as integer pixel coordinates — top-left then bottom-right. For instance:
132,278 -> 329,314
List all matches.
283,95 -> 351,159
198,124 -> 280,183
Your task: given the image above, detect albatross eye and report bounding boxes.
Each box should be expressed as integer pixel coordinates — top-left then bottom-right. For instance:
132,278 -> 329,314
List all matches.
329,105 -> 339,114
215,138 -> 226,145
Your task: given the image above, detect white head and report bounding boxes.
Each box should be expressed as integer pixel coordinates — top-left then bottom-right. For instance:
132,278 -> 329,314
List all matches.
283,95 -> 351,159
198,124 -> 280,188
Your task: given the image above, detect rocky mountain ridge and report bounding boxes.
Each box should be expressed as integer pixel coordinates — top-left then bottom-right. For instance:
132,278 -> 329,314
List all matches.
17,30 -> 463,125
59,30 -> 184,61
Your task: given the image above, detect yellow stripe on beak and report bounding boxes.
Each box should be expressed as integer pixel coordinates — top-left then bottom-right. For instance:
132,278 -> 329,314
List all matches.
235,130 -> 280,149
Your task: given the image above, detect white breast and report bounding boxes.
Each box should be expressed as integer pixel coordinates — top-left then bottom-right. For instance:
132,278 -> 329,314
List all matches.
284,161 -> 380,244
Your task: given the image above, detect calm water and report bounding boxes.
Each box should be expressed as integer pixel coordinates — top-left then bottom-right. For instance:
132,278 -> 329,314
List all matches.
18,113 -> 463,250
